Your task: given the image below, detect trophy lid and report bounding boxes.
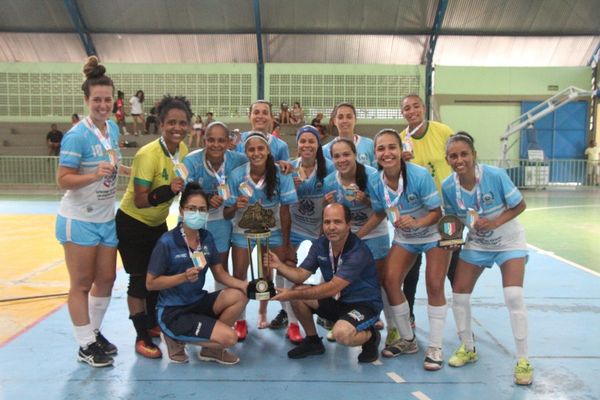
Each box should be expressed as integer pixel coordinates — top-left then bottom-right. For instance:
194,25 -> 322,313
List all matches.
238,203 -> 276,233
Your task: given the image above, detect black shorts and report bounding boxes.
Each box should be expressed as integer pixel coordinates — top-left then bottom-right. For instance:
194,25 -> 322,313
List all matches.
158,291 -> 221,342
314,298 -> 379,332
115,209 -> 167,275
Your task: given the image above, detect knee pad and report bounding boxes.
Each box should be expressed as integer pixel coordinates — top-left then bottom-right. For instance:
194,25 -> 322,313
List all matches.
128,274 -> 147,299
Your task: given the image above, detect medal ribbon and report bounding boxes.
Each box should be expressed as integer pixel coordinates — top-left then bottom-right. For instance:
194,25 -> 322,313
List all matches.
83,117 -> 113,153
180,226 -> 203,263
245,163 -> 265,190
206,154 -> 227,185
454,163 -> 482,211
380,171 -> 403,209
159,137 -> 181,169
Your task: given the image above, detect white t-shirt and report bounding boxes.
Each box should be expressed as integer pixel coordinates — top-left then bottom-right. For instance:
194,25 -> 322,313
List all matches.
129,96 -> 143,114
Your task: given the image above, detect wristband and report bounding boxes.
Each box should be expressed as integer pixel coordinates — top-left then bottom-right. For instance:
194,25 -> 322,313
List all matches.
148,185 -> 176,206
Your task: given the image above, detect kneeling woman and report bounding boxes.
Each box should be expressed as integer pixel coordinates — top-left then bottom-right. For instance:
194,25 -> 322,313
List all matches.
372,129 -> 451,371
146,183 -> 249,364
442,132 -> 532,385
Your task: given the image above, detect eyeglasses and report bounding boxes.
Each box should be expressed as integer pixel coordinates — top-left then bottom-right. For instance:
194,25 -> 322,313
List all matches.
183,206 -> 207,212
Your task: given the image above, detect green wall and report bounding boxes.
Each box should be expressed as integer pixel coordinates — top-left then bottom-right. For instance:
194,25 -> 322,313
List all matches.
440,103 -> 521,160
436,66 -> 591,96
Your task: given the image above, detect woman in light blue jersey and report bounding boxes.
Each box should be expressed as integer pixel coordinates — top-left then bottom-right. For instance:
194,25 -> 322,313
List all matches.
55,56 -> 129,368
442,132 -> 533,386
184,121 -> 248,281
323,102 -> 375,167
224,133 -> 298,341
372,129 -> 450,372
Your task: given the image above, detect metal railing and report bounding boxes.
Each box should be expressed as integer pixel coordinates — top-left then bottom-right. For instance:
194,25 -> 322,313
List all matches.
0,156 -> 597,190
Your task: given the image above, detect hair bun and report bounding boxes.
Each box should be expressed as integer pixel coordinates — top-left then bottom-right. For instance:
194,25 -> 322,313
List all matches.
83,56 -> 106,79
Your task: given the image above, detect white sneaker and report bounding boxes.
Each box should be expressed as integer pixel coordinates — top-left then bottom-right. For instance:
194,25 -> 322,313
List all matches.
423,346 -> 443,371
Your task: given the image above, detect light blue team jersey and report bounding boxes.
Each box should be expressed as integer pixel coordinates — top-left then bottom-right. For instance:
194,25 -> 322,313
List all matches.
441,164 -> 526,252
58,119 -> 122,223
323,135 -> 375,167
183,149 -> 248,222
236,131 -> 290,162
290,158 -> 336,240
370,163 -> 441,244
224,163 -> 298,236
323,165 -> 388,240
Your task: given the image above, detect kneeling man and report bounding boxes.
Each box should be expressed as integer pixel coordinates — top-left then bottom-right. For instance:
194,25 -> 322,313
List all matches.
267,203 -> 382,363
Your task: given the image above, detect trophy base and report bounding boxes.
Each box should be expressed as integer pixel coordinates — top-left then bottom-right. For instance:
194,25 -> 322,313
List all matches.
438,238 -> 465,248
247,278 -> 276,300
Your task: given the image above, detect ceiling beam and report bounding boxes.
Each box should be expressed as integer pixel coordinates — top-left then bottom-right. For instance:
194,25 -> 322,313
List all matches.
424,0 -> 448,119
253,0 -> 265,100
63,0 -> 97,57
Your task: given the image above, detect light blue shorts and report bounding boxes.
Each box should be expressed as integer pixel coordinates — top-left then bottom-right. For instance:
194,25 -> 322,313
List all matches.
364,235 -> 391,261
460,249 -> 528,269
207,219 -> 233,254
231,230 -> 283,249
393,240 -> 438,254
55,215 -> 118,247
290,231 -> 318,248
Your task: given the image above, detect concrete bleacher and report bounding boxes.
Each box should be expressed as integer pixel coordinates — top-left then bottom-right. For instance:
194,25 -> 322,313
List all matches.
0,121 -> 405,158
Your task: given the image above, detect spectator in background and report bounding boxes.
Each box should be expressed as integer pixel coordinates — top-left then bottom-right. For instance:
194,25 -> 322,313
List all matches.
311,112 -> 324,128
71,113 -> 81,126
205,112 -> 215,126
291,102 -> 305,125
113,91 -> 127,135
585,139 -> 600,185
189,115 -> 204,149
279,103 -> 291,125
272,121 -> 282,139
145,101 -> 159,135
228,128 -> 240,150
46,123 -> 63,156
130,90 -> 145,136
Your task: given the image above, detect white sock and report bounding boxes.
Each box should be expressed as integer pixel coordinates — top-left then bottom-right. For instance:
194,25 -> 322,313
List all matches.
503,286 -> 528,359
283,277 -> 298,324
427,304 -> 448,349
381,288 -> 393,329
390,302 -> 414,340
88,295 -> 110,333
452,292 -> 474,351
74,323 -> 97,348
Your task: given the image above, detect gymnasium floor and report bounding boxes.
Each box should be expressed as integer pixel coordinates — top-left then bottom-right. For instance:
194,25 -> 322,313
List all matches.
0,189 -> 599,400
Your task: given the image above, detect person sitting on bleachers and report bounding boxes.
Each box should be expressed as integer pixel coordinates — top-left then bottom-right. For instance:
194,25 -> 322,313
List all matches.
46,123 -> 63,156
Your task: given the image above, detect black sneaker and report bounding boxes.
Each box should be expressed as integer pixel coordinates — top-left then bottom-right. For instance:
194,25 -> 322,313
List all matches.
358,327 -> 381,363
287,337 -> 325,359
95,330 -> 118,355
77,342 -> 114,367
269,309 -> 288,330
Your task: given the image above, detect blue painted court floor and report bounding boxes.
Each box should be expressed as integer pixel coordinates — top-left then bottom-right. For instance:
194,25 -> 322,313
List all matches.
1,245 -> 599,400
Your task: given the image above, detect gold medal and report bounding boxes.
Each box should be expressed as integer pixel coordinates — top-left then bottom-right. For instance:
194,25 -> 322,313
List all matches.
218,183 -> 231,200
175,164 -> 189,180
343,185 -> 357,202
106,149 -> 119,166
239,182 -> 253,197
192,251 -> 207,269
467,208 -> 479,229
386,207 -> 400,224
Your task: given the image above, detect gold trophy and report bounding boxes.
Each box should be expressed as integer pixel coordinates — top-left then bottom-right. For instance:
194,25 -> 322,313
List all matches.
238,203 -> 277,300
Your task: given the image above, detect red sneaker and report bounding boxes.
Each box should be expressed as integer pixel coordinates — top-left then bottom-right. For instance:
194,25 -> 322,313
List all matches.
286,322 -> 303,344
234,320 -> 248,341
148,325 -> 161,338
135,338 -> 162,359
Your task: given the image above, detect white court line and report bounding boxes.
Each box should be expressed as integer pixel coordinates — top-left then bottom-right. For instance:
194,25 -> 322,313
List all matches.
528,243 -> 600,277
386,372 -> 405,383
411,391 -> 432,400
524,204 -> 600,212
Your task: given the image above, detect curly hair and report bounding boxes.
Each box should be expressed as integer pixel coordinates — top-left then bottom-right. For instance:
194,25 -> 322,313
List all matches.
157,95 -> 193,123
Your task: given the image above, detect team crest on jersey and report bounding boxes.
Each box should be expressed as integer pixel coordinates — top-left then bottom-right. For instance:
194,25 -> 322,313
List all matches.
482,193 -> 494,205
358,154 -> 368,164
298,199 -> 315,216
351,211 -> 368,224
103,168 -> 118,187
407,193 -> 417,203
474,230 -> 494,238
315,181 -> 323,190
